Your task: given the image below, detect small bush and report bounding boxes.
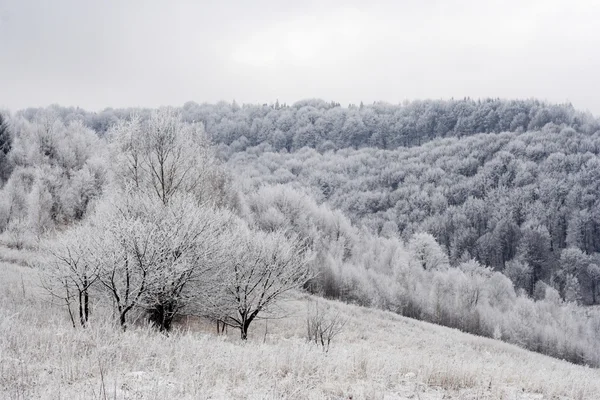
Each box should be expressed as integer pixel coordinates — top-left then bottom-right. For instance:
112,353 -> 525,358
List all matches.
306,300 -> 346,352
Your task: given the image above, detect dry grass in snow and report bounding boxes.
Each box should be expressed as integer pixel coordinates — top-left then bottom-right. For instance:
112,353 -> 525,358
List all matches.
1,259 -> 600,399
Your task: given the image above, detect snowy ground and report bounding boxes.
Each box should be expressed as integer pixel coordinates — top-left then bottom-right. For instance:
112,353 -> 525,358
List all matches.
1,257 -> 599,399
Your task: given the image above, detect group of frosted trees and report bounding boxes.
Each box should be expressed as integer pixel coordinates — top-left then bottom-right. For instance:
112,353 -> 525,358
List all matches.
230,123 -> 600,306
243,184 -> 600,366
34,109 -> 311,339
0,111 -> 107,246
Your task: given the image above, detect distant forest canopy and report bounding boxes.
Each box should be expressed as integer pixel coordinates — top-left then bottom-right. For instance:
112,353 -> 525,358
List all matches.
15,98 -> 600,151
230,125 -> 600,303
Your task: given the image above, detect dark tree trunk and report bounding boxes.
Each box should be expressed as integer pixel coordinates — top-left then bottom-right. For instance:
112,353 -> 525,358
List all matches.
120,311 -> 127,331
148,301 -> 177,332
239,310 -> 259,340
240,322 -> 249,340
78,291 -> 85,327
83,276 -> 89,325
78,283 -> 90,328
84,289 -> 89,324
216,320 -> 227,335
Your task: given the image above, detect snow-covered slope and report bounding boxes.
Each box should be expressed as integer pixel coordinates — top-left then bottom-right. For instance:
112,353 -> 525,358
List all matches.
1,260 -> 598,399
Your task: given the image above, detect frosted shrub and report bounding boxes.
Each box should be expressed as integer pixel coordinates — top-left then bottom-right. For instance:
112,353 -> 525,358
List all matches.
6,218 -> 33,250
306,300 -> 346,352
493,324 -> 502,340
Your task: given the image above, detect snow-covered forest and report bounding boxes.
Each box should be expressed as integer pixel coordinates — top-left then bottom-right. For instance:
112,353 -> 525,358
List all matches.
2,99 -> 600,371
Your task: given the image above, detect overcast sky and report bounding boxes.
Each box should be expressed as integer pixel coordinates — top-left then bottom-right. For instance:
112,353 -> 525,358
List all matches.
1,0 -> 599,114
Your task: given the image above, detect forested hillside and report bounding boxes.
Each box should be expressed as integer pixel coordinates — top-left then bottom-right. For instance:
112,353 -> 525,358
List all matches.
2,100 -> 600,368
229,126 -> 600,306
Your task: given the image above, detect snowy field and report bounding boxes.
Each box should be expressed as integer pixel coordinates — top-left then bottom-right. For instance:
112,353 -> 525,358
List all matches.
1,255 -> 599,400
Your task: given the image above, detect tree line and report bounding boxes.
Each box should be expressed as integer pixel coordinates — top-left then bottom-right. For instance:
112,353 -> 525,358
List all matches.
15,98 -> 600,153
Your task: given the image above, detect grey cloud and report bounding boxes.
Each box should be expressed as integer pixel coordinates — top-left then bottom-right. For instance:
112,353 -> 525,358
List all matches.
0,0 -> 598,115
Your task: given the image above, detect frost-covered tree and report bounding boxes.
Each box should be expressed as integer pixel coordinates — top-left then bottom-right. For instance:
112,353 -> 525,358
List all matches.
42,224 -> 100,328
306,300 -> 346,352
563,274 -> 581,304
216,224 -> 311,339
555,247 -> 591,303
515,224 -> 552,295
109,108 -> 236,209
408,232 -> 449,270
102,108 -> 241,330
88,192 -> 229,331
138,196 -> 231,331
504,259 -> 532,294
